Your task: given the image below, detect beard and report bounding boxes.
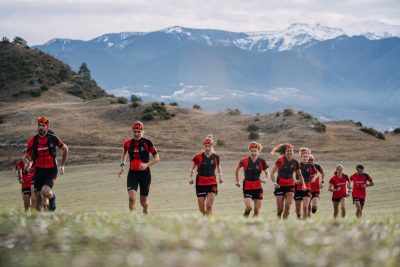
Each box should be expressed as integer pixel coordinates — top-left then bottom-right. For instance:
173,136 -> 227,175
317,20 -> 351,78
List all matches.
38,128 -> 47,136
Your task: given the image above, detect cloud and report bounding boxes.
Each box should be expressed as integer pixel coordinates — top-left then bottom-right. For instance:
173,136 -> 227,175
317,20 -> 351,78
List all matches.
1,0 -> 399,44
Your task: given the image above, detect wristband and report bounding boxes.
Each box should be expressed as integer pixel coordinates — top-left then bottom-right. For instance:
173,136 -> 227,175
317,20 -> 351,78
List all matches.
120,163 -> 126,168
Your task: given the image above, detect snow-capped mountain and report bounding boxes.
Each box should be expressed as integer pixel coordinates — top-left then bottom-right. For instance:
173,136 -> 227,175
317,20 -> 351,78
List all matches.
342,21 -> 400,39
32,22 -> 400,129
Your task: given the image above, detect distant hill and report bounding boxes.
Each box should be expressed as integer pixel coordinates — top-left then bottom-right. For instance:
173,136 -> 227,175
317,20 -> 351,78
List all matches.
0,40 -> 109,101
32,24 -> 400,129
0,89 -> 399,169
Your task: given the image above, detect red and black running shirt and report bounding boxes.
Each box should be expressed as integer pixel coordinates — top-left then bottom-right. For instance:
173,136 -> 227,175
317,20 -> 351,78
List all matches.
14,160 -> 34,189
311,164 -> 324,192
275,157 -> 300,186
329,175 -> 348,198
238,157 -> 268,190
192,153 -> 220,186
26,135 -> 63,169
350,172 -> 373,199
123,138 -> 157,171
296,163 -> 317,190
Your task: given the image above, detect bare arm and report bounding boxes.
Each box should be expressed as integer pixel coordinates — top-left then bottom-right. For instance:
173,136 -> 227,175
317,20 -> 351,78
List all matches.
295,169 -> 306,190
17,168 -> 23,184
59,144 -> 69,174
117,149 -> 128,177
262,169 -> 269,183
367,180 -> 375,187
188,162 -> 196,184
216,164 -> 223,183
328,183 -> 336,192
235,165 -> 241,187
141,153 -> 160,169
270,164 -> 279,187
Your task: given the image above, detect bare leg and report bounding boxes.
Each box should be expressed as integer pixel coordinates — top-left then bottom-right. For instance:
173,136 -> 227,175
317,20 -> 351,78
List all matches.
295,200 -> 302,219
140,196 -> 149,214
205,193 -> 216,216
128,190 -> 137,211
197,197 -> 206,215
333,201 -> 339,218
275,196 -> 284,219
253,199 -> 262,217
340,198 -> 346,218
35,191 -> 43,211
302,197 -> 311,220
283,192 -> 294,219
22,194 -> 31,211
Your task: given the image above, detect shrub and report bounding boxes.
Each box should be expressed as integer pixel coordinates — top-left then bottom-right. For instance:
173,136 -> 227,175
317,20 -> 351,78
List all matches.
254,117 -> 260,122
169,102 -> 178,106
315,122 -> 327,133
216,139 -> 225,146
193,104 -> 202,110
248,131 -> 260,140
302,112 -> 313,120
355,121 -> 363,127
275,112 -> 280,117
130,95 -> 143,105
393,128 -> 400,134
142,113 -> 154,121
30,89 -> 41,97
226,108 -> 241,115
0,114 -> 4,124
40,85 -> 49,91
283,108 -> 293,116
116,97 -> 128,104
247,124 -> 260,132
360,127 -> 385,140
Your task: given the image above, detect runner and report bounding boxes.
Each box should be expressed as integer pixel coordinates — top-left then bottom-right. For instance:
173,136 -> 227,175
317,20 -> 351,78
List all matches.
118,121 -> 160,214
235,142 -> 269,217
328,164 -> 350,218
294,148 -> 317,220
14,150 -> 35,211
25,117 -> 68,211
189,134 -> 223,216
350,164 -> 374,218
308,154 -> 325,216
270,143 -> 306,219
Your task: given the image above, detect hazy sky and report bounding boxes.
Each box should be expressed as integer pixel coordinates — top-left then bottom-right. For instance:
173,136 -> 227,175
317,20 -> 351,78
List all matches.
1,0 -> 399,45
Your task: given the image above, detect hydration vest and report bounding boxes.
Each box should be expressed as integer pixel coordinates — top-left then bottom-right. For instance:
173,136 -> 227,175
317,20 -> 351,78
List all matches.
31,132 -> 58,162
244,157 -> 264,181
197,153 -> 217,177
298,162 -> 314,183
128,138 -> 150,163
277,158 -> 297,179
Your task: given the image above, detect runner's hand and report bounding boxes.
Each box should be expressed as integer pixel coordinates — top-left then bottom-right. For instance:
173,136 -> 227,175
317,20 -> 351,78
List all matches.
261,179 -> 267,184
139,163 -> 148,170
219,177 -> 224,184
274,183 -> 280,188
60,166 -> 65,175
18,178 -> 24,184
188,177 -> 194,185
235,182 -> 240,188
117,168 -> 124,178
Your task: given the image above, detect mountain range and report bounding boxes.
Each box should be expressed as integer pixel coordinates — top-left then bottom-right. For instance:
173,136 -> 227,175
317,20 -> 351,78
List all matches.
33,22 -> 400,129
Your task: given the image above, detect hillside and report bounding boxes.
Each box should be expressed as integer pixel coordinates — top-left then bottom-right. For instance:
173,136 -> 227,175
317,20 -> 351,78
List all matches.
1,90 -> 399,168
0,40 -> 108,101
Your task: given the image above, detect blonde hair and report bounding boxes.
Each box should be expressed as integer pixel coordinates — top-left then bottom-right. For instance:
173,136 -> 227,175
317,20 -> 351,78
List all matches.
271,143 -> 293,156
299,147 -> 311,157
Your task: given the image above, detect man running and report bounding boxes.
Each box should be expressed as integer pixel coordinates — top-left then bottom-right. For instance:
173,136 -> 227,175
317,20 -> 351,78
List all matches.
118,121 -> 160,214
25,117 -> 68,211
350,164 -> 374,218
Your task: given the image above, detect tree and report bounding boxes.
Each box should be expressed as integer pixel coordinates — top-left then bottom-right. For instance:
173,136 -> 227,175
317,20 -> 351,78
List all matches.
130,94 -> 143,108
1,37 -> 10,44
78,63 -> 91,79
13,36 -> 28,47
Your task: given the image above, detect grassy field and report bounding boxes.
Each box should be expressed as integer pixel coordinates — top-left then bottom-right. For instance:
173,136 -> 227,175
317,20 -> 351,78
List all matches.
0,160 -> 399,266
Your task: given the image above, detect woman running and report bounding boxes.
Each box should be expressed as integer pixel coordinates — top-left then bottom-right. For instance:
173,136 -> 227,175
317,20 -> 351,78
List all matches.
328,164 -> 351,218
189,134 -> 223,216
308,154 -> 324,216
350,164 -> 374,218
118,121 -> 160,214
14,150 -> 35,211
270,143 -> 306,219
235,142 -> 269,217
294,148 -> 317,220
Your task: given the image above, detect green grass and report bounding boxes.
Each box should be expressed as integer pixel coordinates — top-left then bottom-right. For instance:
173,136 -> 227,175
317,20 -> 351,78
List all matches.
0,161 -> 399,266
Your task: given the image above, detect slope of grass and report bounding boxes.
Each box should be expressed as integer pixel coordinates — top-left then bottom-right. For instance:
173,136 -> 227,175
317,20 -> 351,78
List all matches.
0,161 -> 399,266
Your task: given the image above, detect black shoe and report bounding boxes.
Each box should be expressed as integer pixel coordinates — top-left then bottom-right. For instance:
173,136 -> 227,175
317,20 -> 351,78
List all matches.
48,194 -> 56,211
